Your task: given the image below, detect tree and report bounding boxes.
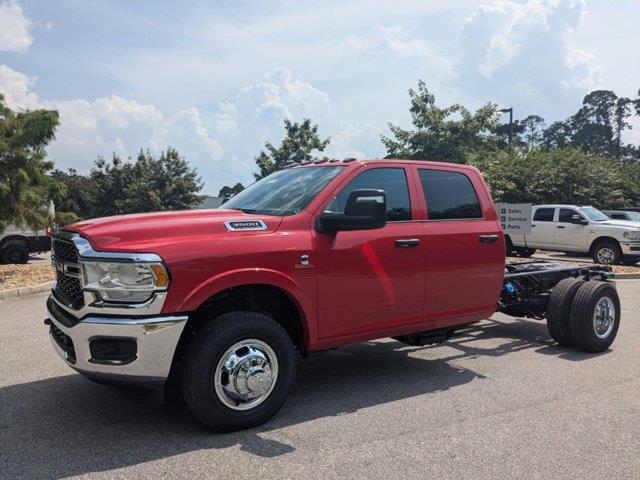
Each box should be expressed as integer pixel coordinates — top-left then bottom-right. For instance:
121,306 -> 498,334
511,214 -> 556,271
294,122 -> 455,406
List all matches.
0,93 -> 64,232
254,118 -> 330,180
218,183 -> 244,198
381,80 -> 501,163
469,148 -> 638,209
568,90 -> 636,159
55,147 -> 205,219
520,115 -> 546,147
51,168 -> 99,220
542,121 -> 572,150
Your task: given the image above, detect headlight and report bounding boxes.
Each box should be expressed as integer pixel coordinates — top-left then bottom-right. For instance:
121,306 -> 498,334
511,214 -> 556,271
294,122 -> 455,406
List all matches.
82,261 -> 169,303
623,230 -> 640,241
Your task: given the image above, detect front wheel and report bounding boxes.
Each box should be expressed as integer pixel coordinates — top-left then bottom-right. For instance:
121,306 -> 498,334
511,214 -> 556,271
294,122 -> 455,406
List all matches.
591,241 -> 622,265
181,311 -> 296,432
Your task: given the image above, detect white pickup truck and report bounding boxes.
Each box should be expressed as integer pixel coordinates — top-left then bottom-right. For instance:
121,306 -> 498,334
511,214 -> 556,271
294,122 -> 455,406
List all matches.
507,204 -> 640,265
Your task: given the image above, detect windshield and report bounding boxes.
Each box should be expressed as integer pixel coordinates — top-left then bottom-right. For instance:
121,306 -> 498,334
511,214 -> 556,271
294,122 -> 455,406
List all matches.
579,206 -> 609,222
222,166 -> 344,216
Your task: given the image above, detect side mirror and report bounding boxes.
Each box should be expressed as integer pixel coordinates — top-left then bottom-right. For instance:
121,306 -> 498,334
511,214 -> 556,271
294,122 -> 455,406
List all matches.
317,189 -> 387,233
571,214 -> 588,225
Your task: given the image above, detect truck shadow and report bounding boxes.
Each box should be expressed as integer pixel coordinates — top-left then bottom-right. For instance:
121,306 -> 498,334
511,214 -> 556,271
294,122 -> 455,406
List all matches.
0,316 -> 587,478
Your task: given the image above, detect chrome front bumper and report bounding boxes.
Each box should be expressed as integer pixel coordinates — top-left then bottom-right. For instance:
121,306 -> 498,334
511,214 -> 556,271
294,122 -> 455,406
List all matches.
621,241 -> 640,257
47,295 -> 187,383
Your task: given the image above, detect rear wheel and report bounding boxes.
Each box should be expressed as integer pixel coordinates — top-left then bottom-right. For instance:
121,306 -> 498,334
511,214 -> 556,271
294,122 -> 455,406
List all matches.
591,241 -> 622,265
515,247 -> 536,258
569,281 -> 620,352
0,243 -> 29,264
546,277 -> 585,347
181,311 -> 296,432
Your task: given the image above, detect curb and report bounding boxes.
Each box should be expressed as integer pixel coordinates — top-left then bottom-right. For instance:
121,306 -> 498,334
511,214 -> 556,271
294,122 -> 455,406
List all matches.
0,282 -> 53,301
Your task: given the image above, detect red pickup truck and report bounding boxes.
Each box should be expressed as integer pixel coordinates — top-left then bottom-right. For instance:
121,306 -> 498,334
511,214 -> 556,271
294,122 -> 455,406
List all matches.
46,159 -> 621,432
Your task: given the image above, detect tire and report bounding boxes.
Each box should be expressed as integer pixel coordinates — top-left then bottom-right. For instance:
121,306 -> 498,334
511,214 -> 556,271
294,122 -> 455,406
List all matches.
505,237 -> 516,257
569,281 -> 620,352
546,278 -> 585,347
591,241 -> 622,265
0,243 -> 29,264
515,247 -> 536,258
181,311 -> 296,432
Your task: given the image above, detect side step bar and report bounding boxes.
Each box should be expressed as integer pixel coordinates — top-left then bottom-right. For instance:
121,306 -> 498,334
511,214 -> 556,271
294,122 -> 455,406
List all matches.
393,327 -> 455,347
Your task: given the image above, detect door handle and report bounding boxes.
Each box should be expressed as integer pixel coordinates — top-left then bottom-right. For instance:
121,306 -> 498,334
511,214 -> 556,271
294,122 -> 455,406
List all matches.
557,226 -> 566,229
395,238 -> 420,248
531,224 -> 536,227
478,234 -> 499,243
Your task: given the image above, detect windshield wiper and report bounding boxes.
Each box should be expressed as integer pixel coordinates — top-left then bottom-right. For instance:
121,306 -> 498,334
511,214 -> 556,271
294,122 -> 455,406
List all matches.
236,208 -> 263,215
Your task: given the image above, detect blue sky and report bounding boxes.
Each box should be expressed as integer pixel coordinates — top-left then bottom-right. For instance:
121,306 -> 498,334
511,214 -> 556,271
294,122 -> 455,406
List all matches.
1,0 -> 639,195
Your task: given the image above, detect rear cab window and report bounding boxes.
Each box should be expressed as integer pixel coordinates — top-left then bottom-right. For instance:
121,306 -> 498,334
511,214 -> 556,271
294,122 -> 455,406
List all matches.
417,169 -> 482,220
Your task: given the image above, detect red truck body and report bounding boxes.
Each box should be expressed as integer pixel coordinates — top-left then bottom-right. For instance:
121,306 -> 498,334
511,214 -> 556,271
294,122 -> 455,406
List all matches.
66,160 -> 505,351
48,158 -> 620,432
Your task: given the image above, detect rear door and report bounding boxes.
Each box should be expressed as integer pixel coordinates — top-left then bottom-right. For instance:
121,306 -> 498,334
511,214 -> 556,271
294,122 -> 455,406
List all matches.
416,167 -> 504,322
555,208 -> 589,251
526,207 -> 556,248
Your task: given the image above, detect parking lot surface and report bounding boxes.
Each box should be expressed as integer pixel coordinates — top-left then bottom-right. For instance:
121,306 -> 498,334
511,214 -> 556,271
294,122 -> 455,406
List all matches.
1,284 -> 639,480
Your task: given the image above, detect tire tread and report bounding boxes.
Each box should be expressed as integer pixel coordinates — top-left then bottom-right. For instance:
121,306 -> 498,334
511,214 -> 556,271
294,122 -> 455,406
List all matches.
547,277 -> 584,347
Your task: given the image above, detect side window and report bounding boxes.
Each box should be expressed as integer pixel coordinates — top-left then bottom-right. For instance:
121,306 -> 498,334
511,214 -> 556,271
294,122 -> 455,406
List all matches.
418,169 -> 482,220
533,208 -> 555,222
611,213 -> 626,220
325,168 -> 411,221
558,208 -> 580,223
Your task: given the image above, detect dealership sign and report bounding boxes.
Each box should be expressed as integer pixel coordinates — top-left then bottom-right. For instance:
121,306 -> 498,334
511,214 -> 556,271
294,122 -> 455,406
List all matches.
495,203 -> 532,235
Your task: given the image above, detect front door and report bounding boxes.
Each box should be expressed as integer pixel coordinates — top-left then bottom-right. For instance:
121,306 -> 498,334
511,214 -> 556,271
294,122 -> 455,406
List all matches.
316,166 -> 425,339
555,208 -> 589,251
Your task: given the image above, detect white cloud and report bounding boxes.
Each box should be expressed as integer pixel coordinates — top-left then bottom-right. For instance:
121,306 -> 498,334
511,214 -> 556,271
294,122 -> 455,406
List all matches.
0,63 -> 224,182
459,0 -> 601,117
0,63 -> 344,193
324,122 -> 383,160
344,25 -> 453,70
212,67 -> 331,168
0,0 -> 34,52
0,64 -> 39,108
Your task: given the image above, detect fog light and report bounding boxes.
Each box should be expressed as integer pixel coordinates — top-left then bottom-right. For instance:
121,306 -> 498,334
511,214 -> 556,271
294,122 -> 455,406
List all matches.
89,338 -> 137,365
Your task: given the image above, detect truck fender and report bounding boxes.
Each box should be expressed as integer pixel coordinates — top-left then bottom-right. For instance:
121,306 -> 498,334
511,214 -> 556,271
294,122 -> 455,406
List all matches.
176,267 -> 317,346
0,235 -> 29,250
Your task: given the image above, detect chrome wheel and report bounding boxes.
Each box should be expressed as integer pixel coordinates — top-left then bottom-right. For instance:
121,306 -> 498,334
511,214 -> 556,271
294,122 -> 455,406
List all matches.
596,247 -> 615,264
214,339 -> 278,411
593,296 -> 615,339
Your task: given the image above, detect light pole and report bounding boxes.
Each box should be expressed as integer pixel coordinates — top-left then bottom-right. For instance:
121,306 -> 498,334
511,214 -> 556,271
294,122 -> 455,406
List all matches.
499,107 -> 513,146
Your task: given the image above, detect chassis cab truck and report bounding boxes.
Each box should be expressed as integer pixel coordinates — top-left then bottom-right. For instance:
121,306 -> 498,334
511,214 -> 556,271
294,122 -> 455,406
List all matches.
46,160 -> 621,432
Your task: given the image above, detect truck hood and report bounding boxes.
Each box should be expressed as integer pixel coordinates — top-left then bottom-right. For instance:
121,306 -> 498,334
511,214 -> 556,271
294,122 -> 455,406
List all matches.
64,209 -> 283,252
599,219 -> 640,229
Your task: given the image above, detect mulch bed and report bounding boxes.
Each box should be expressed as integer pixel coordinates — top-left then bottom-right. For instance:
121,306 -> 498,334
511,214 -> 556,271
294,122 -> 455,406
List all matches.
0,264 -> 55,290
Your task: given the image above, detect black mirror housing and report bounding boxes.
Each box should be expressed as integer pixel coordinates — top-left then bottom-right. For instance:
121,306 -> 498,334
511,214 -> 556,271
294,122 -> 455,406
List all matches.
571,214 -> 588,225
317,189 -> 387,233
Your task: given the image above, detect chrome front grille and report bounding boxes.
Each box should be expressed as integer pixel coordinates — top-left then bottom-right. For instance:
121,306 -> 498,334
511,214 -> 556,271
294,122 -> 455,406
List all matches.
52,238 -> 84,309
52,238 -> 78,263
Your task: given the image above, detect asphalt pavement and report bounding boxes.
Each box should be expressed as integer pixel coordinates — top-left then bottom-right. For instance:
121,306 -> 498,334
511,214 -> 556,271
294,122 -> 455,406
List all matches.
1,284 -> 639,480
